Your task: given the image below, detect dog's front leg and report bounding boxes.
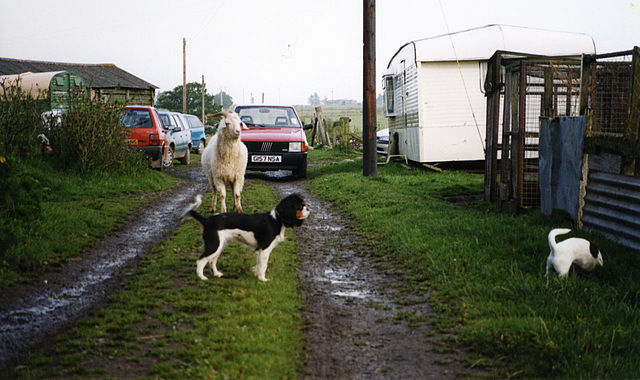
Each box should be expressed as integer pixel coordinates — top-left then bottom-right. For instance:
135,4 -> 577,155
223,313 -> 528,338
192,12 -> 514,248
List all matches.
254,248 -> 272,282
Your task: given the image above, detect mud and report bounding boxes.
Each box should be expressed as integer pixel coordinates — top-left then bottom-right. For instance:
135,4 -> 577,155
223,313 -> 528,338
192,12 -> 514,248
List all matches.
0,168 -> 208,369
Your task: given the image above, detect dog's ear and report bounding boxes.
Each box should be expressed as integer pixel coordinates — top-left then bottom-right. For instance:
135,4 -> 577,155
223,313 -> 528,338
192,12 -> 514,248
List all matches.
589,242 -> 600,259
276,194 -> 305,227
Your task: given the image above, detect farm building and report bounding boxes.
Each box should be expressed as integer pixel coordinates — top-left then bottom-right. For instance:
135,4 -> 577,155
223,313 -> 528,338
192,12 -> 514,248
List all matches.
382,24 -> 596,165
0,57 -> 157,106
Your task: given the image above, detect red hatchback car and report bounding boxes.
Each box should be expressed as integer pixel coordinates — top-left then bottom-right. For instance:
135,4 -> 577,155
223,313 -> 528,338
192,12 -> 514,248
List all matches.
122,105 -> 170,170
237,105 -> 312,178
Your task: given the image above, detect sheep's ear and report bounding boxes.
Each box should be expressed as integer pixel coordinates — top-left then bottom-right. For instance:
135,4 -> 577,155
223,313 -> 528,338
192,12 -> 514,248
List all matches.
211,112 -> 224,118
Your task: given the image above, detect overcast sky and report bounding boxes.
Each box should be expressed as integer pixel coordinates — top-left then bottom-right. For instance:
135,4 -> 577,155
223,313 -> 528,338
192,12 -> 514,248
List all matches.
1,0 -> 639,106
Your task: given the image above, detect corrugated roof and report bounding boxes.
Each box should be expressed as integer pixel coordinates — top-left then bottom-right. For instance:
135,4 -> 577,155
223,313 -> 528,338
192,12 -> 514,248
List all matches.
0,57 -> 157,90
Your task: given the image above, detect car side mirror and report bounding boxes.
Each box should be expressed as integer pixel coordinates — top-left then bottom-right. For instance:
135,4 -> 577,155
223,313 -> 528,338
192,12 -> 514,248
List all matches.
304,123 -> 313,130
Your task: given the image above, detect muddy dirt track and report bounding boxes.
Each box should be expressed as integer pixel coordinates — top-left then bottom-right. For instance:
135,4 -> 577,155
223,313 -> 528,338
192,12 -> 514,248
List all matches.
0,166 -> 485,378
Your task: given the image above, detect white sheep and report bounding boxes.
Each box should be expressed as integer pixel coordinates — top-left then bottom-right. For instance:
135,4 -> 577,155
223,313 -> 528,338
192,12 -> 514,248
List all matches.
201,109 -> 248,213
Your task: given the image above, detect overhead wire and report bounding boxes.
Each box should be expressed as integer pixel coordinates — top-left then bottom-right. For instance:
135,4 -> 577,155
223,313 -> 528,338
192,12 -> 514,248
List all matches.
437,0 -> 486,153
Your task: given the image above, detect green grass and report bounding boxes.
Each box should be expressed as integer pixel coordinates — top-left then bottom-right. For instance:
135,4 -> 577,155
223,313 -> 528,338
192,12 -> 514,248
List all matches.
0,158 -> 180,287
12,184 -> 302,379
6,148 -> 640,379
305,157 -> 640,378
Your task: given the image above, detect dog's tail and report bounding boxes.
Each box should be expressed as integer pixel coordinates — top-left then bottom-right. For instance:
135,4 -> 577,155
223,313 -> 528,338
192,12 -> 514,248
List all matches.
548,228 -> 572,252
182,194 -> 206,224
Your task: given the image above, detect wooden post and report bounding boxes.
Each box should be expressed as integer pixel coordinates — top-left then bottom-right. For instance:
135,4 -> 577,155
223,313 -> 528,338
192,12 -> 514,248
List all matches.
340,117 -> 350,149
314,106 -> 331,148
202,75 -> 205,123
543,67 -> 554,117
484,52 -> 502,202
515,61 -> 527,208
183,38 -> 187,114
363,0 -> 377,176
629,47 -> 640,175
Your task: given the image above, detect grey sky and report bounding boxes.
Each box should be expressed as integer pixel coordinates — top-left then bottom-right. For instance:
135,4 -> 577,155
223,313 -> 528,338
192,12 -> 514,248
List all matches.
1,0 -> 638,105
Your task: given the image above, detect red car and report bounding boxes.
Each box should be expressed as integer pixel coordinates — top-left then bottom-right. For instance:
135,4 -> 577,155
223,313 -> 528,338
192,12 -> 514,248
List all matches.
237,105 -> 312,178
122,105 -> 170,170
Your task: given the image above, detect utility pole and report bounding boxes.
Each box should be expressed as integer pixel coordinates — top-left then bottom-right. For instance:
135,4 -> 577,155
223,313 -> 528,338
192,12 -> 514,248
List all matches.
363,0 -> 377,176
202,75 -> 205,123
183,38 -> 187,114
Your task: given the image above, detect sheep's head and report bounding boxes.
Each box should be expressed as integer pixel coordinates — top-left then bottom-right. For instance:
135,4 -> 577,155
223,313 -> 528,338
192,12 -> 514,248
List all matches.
214,110 -> 246,140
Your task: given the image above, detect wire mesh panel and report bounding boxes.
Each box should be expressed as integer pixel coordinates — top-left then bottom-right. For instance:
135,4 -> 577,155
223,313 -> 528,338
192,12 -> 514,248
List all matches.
519,62 -> 582,208
588,57 -> 633,135
486,49 -> 640,209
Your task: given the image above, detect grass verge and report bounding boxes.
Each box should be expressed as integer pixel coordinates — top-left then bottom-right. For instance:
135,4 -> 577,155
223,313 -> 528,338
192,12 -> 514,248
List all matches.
9,183 -> 302,379
306,156 -> 640,378
0,158 -> 180,287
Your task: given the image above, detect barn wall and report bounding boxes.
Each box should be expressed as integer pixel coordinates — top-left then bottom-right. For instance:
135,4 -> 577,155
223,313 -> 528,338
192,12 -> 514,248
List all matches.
94,88 -> 155,106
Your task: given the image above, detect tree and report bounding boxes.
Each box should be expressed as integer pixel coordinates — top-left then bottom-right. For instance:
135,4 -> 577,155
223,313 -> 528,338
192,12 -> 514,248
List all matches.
155,82 -> 233,118
213,91 -> 233,109
308,92 -> 321,106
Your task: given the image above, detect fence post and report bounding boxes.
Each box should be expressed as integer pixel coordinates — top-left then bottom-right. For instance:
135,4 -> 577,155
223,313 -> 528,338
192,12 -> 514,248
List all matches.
340,117 -> 350,148
630,47 -> 640,175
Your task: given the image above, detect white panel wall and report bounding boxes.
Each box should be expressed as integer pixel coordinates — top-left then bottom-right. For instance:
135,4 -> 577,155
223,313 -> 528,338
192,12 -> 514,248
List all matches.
417,61 -> 487,162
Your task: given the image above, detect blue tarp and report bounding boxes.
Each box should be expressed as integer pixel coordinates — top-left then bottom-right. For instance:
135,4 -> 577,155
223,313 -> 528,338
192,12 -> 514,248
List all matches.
539,117 -> 586,223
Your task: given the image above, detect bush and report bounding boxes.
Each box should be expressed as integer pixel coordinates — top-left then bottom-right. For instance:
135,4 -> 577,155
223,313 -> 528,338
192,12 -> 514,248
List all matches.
0,155 -> 41,262
48,94 -> 147,173
0,81 -> 47,157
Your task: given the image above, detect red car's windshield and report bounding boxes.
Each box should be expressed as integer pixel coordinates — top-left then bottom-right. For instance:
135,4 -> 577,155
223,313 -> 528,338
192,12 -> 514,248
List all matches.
235,106 -> 301,128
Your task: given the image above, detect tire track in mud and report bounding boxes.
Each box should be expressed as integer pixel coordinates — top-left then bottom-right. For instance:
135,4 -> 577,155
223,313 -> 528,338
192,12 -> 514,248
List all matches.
0,168 -> 208,369
269,177 -> 482,379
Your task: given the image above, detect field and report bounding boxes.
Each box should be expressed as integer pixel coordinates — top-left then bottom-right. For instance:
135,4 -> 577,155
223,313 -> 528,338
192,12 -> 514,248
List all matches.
294,104 -> 388,135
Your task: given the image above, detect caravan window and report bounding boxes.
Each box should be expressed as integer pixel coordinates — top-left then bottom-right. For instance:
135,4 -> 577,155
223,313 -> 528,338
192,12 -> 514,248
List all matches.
383,76 -> 395,116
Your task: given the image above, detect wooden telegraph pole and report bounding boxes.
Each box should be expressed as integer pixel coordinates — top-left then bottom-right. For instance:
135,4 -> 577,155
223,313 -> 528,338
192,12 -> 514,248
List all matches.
183,38 -> 187,114
363,0 -> 377,176
202,75 -> 205,123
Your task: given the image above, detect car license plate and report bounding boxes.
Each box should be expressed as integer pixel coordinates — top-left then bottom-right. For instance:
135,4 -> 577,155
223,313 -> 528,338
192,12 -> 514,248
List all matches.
251,155 -> 282,163
127,139 -> 138,146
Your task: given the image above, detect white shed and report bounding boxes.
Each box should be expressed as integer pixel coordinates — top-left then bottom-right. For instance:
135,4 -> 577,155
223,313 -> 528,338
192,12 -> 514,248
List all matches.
382,24 -> 596,165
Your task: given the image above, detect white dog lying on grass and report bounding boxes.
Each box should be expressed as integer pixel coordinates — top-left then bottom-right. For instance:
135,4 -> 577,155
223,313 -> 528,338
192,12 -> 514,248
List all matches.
546,228 -> 603,277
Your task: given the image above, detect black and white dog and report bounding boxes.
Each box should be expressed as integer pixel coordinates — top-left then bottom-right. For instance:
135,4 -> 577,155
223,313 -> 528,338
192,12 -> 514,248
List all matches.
182,193 -> 310,281
546,228 -> 603,277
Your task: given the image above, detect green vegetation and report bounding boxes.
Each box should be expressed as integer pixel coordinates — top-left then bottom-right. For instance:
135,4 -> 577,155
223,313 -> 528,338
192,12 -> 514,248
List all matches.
0,157 -> 177,286
155,82 -> 231,122
306,153 -> 640,379
48,95 -> 147,173
13,185 -> 302,379
0,87 -> 169,285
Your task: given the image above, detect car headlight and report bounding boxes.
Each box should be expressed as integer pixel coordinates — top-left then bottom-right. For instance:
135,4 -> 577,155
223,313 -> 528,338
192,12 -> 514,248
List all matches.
289,142 -> 302,152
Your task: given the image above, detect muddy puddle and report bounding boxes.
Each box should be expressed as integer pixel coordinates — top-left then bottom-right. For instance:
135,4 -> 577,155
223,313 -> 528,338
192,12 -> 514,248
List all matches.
0,168 -> 208,369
